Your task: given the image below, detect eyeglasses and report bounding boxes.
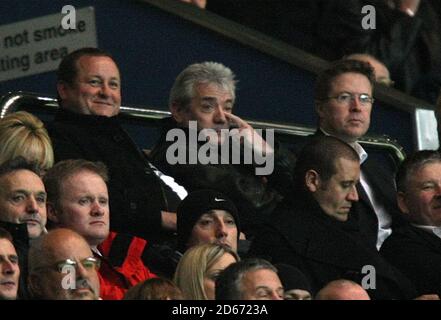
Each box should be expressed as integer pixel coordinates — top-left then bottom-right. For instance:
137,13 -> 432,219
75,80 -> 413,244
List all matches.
37,256 -> 101,273
325,92 -> 374,106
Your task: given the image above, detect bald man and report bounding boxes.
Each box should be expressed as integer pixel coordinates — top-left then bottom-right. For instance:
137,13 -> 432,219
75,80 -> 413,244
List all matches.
28,228 -> 100,300
315,280 -> 370,300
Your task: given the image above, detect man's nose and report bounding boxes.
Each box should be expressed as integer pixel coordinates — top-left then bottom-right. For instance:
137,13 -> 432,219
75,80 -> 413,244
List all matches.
347,185 -> 359,202
90,201 -> 105,216
434,184 -> 441,196
215,221 -> 228,238
99,83 -> 111,97
349,96 -> 363,111
26,197 -> 39,213
270,291 -> 283,300
2,260 -> 17,275
213,107 -> 227,124
75,262 -> 91,279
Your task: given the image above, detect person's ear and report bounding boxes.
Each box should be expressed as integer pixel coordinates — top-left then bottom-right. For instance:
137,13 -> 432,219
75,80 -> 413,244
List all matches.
397,191 -> 410,216
170,102 -> 186,124
57,81 -> 70,100
47,202 -> 60,224
315,101 -> 326,120
305,170 -> 321,192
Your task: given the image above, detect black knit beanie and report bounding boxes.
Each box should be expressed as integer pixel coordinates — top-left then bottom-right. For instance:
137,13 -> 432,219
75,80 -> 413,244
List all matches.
177,189 -> 241,252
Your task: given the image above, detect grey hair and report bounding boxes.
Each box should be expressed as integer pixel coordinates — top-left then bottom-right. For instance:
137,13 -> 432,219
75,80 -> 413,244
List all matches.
169,62 -> 237,110
396,150 -> 441,193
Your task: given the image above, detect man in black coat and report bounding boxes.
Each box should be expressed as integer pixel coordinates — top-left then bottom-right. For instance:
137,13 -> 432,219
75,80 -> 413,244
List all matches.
48,48 -> 186,244
149,62 -> 293,238
313,59 -> 401,250
381,150 -> 441,297
249,136 -> 417,299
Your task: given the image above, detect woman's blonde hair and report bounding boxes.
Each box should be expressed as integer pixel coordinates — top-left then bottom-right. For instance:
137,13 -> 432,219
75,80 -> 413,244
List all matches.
173,243 -> 239,300
0,111 -> 54,171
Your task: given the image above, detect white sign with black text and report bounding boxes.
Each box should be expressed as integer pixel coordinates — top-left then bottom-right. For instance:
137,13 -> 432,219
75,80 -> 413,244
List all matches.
0,6 -> 97,81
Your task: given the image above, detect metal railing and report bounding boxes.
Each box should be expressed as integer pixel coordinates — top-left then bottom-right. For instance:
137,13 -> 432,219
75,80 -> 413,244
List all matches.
0,91 -> 406,163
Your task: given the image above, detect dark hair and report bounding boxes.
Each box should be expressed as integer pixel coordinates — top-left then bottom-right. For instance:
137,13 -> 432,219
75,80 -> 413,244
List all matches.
123,278 -> 184,300
43,159 -> 108,206
215,258 -> 277,300
0,156 -> 41,178
396,150 -> 441,193
315,59 -> 375,102
294,136 -> 359,190
57,47 -> 116,85
275,263 -> 311,292
0,227 -> 13,242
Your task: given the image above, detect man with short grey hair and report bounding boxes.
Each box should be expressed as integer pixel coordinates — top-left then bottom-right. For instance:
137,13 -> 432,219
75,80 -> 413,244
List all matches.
150,62 -> 294,238
381,150 -> 441,297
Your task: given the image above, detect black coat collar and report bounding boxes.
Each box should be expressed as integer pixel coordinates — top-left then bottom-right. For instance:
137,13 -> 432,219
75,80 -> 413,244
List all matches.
271,193 -> 398,280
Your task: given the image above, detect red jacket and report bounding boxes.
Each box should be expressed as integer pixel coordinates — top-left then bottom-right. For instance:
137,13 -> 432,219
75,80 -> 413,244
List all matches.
97,231 -> 156,300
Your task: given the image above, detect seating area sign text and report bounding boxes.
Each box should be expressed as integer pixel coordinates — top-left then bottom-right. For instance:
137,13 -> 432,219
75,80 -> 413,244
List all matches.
0,6 -> 97,82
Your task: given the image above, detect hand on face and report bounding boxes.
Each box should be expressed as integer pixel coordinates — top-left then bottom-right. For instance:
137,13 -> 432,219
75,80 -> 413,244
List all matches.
224,113 -> 274,156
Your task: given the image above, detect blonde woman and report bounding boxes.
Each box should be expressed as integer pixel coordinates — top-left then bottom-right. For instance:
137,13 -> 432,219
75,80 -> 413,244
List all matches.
0,111 -> 54,173
174,243 -> 239,300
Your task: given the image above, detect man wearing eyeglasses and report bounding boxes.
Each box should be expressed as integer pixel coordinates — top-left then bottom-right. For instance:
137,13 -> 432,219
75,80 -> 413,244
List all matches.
28,228 -> 101,300
314,59 -> 401,251
43,159 -> 156,300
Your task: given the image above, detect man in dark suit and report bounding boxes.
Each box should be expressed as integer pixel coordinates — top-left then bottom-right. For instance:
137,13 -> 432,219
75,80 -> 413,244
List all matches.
381,150 -> 441,297
249,136 -> 416,299
314,59 -> 400,250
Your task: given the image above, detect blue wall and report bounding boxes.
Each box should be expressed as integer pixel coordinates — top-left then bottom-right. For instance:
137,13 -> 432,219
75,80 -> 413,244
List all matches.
0,0 -> 413,152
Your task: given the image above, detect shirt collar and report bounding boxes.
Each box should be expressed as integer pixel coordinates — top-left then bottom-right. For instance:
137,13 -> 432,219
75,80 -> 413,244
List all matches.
411,224 -> 441,239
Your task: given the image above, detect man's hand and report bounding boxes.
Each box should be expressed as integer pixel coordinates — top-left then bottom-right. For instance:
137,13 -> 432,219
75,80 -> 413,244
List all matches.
161,211 -> 177,231
225,113 -> 274,156
179,0 -> 207,9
